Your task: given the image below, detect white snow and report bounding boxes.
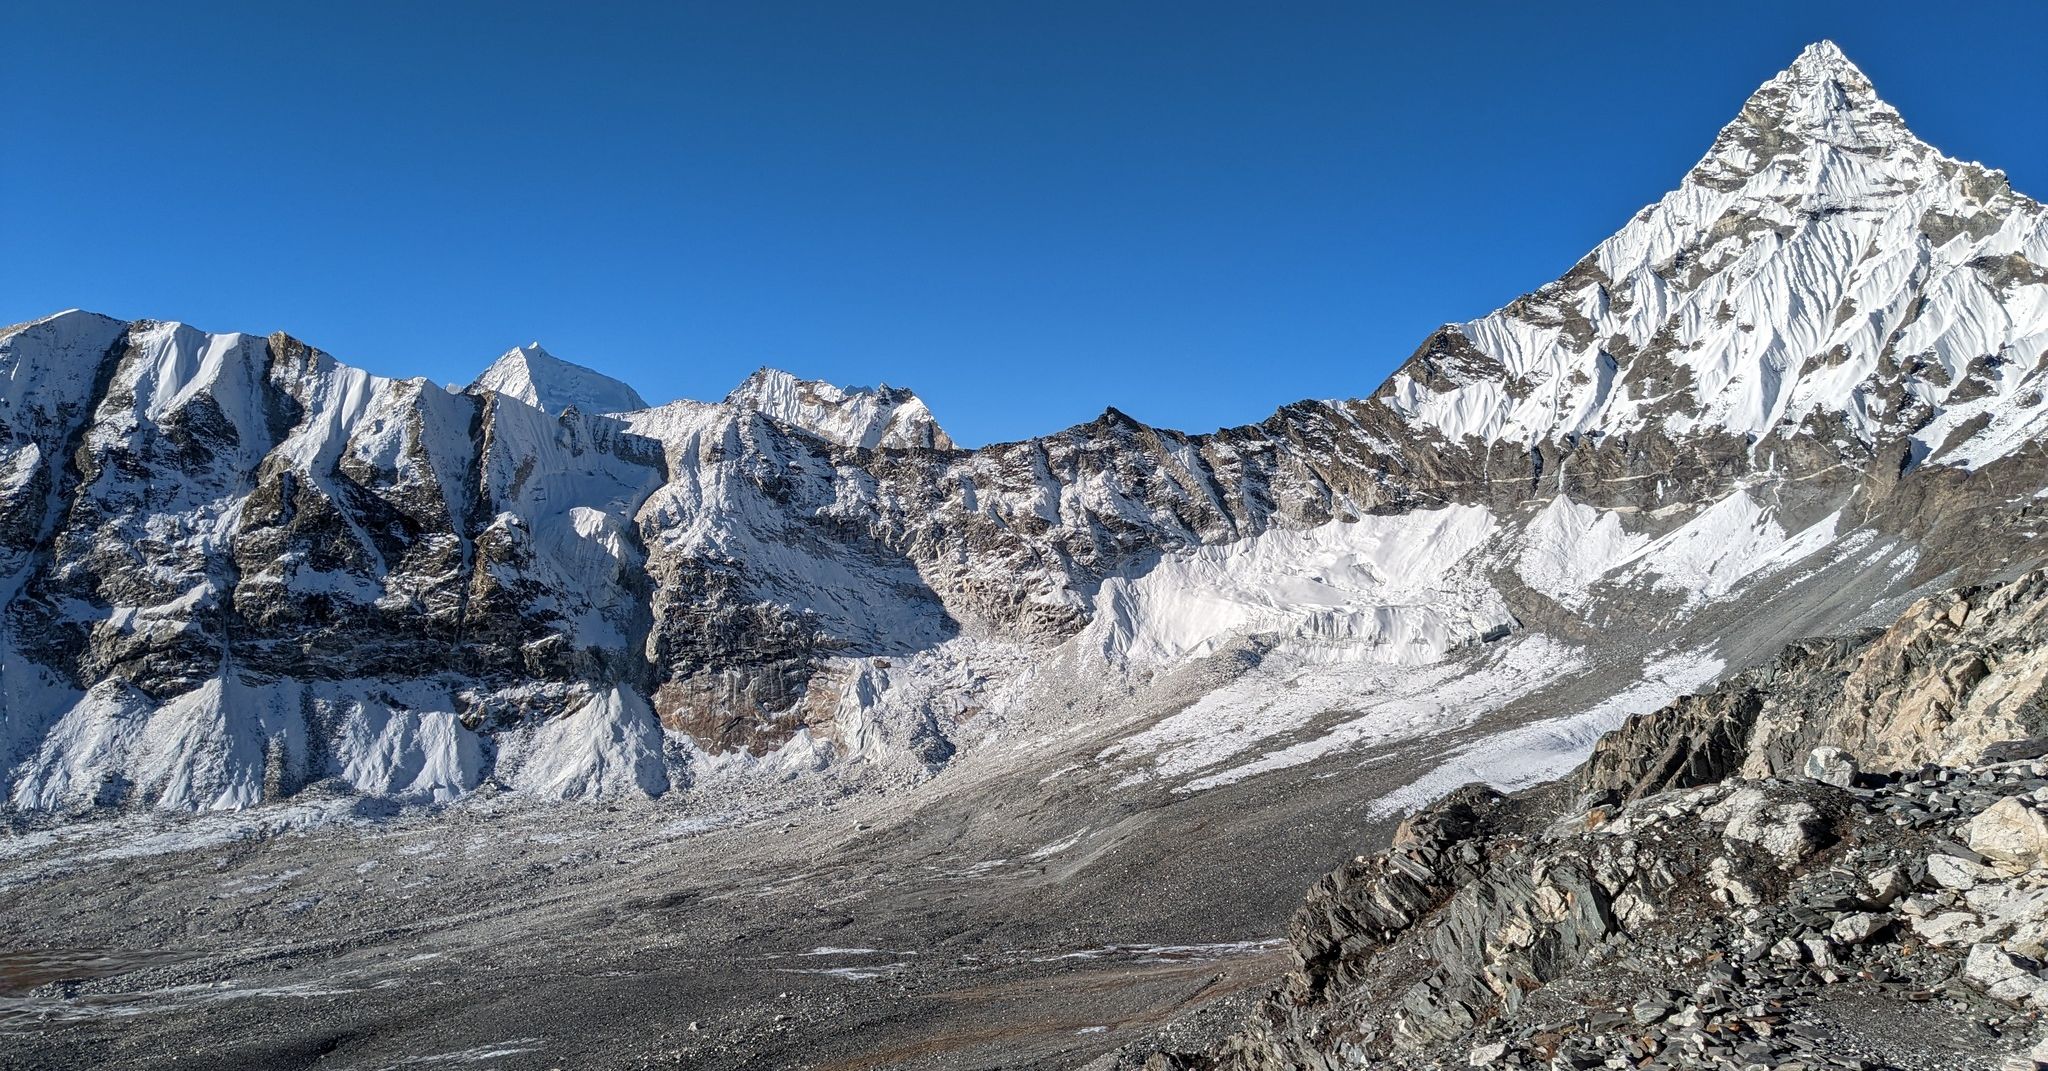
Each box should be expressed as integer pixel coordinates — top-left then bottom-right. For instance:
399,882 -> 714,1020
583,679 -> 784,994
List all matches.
1379,43 -> 2048,472
498,687 -> 672,801
10,677 -> 490,812
1368,645 -> 1729,817
329,701 -> 484,804
723,368 -> 953,450
1157,636 -> 1590,794
1614,492 -> 1841,607
468,343 -> 648,415
1083,505 -> 1510,665
1514,496 -> 1650,609
1514,490 -> 1846,612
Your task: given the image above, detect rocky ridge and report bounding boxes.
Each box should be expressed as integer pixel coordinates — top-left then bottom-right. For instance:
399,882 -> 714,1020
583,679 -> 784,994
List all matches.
722,367 -> 955,451
1123,567 -> 2048,1071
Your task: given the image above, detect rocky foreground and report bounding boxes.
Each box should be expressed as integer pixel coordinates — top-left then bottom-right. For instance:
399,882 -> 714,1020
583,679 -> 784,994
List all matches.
1113,569 -> 2048,1071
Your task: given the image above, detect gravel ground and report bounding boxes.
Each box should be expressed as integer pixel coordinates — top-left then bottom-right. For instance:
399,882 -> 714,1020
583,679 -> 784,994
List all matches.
0,709 -> 1398,1071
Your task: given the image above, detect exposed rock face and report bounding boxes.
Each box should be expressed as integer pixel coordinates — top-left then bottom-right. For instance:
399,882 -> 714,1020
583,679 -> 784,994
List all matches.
1577,567 -> 2048,804
0,317 -> 673,810
3,41 -> 2047,815
1285,763 -> 2048,1070
722,367 -> 955,451
1128,562 -> 2048,1071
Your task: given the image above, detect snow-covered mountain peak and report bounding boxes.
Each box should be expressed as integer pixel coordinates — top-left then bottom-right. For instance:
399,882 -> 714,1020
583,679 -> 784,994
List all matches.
1791,38 -> 1848,65
1687,39 -> 1914,192
1778,39 -> 1873,101
1378,42 -> 2048,470
468,342 -> 649,416
723,367 -> 955,450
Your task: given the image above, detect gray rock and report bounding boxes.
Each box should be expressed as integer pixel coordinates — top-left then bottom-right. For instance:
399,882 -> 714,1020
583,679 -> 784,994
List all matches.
1828,912 -> 1890,945
1929,853 -> 1989,891
1804,747 -> 1859,788
1968,797 -> 2048,875
1866,866 -> 1911,906
1980,738 -> 2048,764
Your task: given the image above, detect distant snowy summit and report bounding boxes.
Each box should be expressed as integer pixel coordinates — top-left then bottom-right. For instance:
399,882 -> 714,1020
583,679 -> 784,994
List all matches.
724,367 -> 955,451
468,342 -> 649,416
465,343 -> 954,451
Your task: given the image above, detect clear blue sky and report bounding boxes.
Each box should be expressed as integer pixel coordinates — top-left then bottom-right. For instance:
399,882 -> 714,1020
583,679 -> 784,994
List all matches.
5,2 -> 2044,446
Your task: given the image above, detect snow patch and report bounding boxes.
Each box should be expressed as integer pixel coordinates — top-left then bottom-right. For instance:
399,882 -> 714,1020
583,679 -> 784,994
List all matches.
499,687 -> 672,801
1114,636 -> 1587,794
1514,496 -> 1650,609
1368,646 -> 1729,817
1084,506 -> 1511,666
1616,493 -> 1840,606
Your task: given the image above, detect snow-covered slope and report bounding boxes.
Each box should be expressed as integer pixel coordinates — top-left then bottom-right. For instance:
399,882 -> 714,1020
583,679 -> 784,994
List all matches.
1,43 -> 2043,819
469,342 -> 649,415
723,367 -> 954,450
0,314 -> 670,811
1378,42 -> 2048,471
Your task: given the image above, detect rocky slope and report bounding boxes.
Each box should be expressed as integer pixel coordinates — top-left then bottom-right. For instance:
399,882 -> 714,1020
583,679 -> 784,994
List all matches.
1,41 -> 2045,820
1126,567 -> 2048,1071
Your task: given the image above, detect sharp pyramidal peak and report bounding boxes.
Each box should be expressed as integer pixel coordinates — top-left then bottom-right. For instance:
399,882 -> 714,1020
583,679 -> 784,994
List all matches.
1376,40 -> 2044,474
468,341 -> 651,415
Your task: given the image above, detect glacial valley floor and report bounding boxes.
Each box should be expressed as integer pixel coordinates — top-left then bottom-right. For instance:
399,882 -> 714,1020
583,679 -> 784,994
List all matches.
0,705 -> 1464,1071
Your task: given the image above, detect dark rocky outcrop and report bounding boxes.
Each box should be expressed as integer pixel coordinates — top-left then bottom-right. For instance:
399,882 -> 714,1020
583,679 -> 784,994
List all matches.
1125,567 -> 2048,1071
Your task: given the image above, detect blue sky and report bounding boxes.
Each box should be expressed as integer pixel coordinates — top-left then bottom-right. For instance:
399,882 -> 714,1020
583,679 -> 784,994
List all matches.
5,3 -> 2044,446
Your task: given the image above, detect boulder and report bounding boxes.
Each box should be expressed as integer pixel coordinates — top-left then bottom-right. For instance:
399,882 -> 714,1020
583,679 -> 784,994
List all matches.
2009,918 -> 2048,959
1867,865 -> 1911,906
1910,911 -> 1987,947
1706,856 -> 1761,907
1964,943 -> 2048,1008
1829,911 -> 1891,945
1929,852 -> 1988,890
1803,746 -> 1859,787
1707,788 -> 1827,866
1967,797 -> 2048,875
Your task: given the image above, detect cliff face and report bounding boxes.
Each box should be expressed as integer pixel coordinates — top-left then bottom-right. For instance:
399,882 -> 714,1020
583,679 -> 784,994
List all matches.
0,317 -> 676,810
1577,568 -> 2048,803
